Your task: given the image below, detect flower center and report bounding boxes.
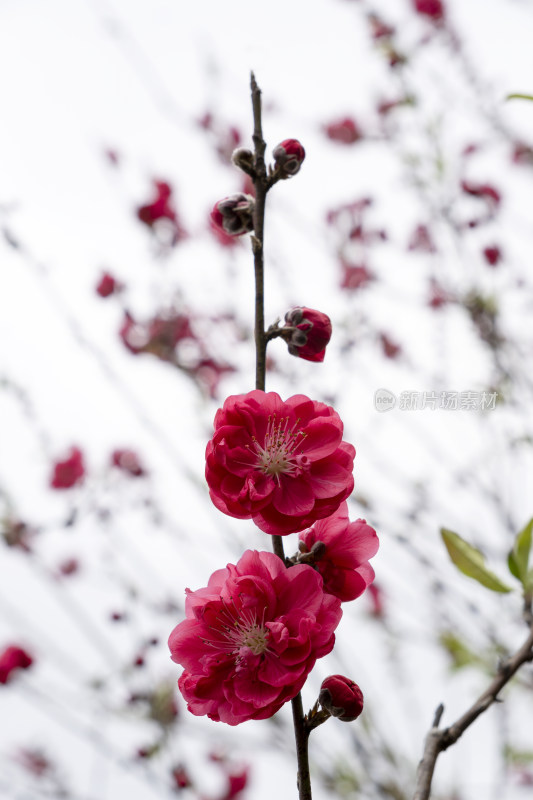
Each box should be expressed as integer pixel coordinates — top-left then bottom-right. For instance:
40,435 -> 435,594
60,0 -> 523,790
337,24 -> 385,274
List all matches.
252,415 -> 308,479
203,605 -> 270,658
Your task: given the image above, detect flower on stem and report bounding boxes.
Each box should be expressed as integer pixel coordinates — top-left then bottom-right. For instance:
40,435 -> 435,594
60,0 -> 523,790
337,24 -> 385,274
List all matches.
0,645 -> 33,684
210,193 -> 255,236
298,502 -> 378,602
272,139 -> 306,178
283,307 -> 332,363
168,550 -> 342,725
50,447 -> 85,489
319,675 -> 364,722
205,390 -> 355,535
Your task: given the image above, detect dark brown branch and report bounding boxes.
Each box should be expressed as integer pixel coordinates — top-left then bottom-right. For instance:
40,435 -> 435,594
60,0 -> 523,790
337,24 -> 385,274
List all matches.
413,621 -> 533,800
249,71 -> 311,800
291,691 -> 312,800
250,72 -> 268,394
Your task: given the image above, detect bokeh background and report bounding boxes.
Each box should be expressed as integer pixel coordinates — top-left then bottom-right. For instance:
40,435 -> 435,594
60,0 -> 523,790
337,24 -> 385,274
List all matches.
2,1 -> 533,798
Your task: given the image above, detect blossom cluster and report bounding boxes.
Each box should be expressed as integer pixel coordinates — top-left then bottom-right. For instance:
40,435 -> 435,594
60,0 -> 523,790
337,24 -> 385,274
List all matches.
168,129 -> 378,729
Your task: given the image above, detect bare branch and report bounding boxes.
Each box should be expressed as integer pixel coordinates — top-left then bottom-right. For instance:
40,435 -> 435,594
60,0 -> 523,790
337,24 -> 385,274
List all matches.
413,621 -> 533,800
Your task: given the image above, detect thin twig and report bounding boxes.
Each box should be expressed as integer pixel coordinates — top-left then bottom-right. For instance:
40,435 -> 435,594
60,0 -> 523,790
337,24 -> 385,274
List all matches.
249,71 -> 311,800
413,620 -> 533,800
250,72 -> 267,394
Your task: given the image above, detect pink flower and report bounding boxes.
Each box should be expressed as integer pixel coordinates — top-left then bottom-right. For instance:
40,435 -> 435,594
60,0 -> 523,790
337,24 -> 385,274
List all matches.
171,765 -> 191,789
0,645 -> 33,684
512,142 -> 533,167
428,278 -> 453,309
221,767 -> 249,800
408,224 -> 436,253
340,263 -> 375,291
413,0 -> 445,21
319,675 -> 364,722
283,307 -> 332,363
96,272 -> 123,298
324,117 -> 363,145
210,193 -> 255,237
50,447 -> 85,489
483,245 -> 502,267
272,139 -> 306,177
380,333 -> 401,359
205,391 -> 355,535
137,180 -> 187,242
299,502 -> 378,602
111,449 -> 146,477
168,550 -> 342,725
137,180 -> 176,226
368,13 -> 395,40
367,583 -> 385,618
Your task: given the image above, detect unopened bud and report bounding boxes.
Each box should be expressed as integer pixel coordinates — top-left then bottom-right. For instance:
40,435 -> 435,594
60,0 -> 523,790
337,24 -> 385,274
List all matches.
319,675 -> 364,722
231,148 -> 255,173
272,139 -> 306,178
283,307 -> 332,362
210,193 -> 255,236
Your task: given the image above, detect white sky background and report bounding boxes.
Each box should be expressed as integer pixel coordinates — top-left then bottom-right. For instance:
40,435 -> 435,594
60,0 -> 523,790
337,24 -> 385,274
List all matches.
1,1 -> 533,799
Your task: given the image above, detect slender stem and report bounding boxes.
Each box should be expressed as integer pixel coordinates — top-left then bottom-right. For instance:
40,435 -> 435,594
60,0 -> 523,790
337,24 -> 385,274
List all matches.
250,72 -> 267,393
291,691 -> 312,800
413,621 -> 533,800
249,71 -> 312,800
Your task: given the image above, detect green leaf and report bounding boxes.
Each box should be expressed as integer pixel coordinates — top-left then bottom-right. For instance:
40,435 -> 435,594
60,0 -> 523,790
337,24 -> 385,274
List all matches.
439,631 -> 481,672
508,518 -> 533,585
506,93 -> 533,102
441,529 -> 512,593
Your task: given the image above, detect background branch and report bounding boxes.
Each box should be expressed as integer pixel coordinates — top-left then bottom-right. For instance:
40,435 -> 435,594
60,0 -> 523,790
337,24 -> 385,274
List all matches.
413,620 -> 533,800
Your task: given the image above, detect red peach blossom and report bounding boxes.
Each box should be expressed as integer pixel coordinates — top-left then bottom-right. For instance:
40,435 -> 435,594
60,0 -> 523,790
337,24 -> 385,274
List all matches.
168,550 -> 342,725
413,0 -> 445,21
324,117 -> 363,145
408,224 -> 436,253
428,278 -> 453,309
171,765 -> 191,789
367,583 -> 385,618
380,333 -> 401,359
368,14 -> 395,40
111,449 -> 146,477
205,391 -> 355,535
0,645 -> 33,684
50,447 -> 85,489
283,307 -> 332,362
299,502 -> 378,602
96,272 -> 122,298
340,263 -> 375,291
512,142 -> 533,167
483,245 -> 502,267
137,180 -> 187,242
319,675 -> 364,721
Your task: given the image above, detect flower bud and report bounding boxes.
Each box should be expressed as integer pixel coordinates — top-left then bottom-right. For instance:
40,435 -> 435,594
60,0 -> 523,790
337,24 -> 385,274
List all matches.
210,193 -> 255,236
283,307 -> 332,362
272,139 -> 306,177
319,675 -> 364,722
231,148 -> 255,173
